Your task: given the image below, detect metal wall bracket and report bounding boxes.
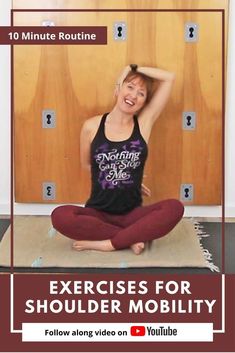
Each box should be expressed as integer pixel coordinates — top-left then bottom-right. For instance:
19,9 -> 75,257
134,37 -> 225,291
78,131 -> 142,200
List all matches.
180,184 -> 194,202
113,22 -> 127,41
185,23 -> 199,42
183,112 -> 196,130
42,110 -> 56,128
43,182 -> 56,200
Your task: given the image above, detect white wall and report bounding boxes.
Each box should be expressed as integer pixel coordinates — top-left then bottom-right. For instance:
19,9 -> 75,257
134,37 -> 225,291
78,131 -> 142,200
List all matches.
0,0 -> 11,215
0,1 -> 234,217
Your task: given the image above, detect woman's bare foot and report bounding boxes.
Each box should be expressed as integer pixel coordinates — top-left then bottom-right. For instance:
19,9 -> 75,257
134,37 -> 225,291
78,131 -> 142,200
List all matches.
72,239 -> 115,252
130,242 -> 145,255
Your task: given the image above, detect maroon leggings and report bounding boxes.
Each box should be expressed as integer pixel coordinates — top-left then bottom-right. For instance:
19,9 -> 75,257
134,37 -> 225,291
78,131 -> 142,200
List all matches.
51,199 -> 184,250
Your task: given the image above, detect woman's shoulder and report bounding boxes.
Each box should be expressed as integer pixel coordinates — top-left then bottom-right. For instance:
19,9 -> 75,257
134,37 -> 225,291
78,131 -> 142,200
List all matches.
82,114 -> 103,132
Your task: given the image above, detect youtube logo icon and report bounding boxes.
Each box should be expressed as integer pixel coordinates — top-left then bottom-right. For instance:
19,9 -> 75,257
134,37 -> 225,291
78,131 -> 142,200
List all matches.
130,326 -> 146,336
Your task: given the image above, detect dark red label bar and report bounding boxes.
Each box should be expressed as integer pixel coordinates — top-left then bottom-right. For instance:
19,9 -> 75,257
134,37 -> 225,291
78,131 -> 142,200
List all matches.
0,26 -> 107,45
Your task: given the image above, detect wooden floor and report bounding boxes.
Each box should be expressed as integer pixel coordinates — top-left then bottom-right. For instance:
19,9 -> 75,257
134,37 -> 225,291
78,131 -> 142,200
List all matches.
196,217 -> 235,223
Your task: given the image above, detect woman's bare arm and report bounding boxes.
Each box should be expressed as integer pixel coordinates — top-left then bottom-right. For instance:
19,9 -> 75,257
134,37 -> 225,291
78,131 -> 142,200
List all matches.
138,66 -> 175,120
80,120 -> 92,172
137,66 -> 175,141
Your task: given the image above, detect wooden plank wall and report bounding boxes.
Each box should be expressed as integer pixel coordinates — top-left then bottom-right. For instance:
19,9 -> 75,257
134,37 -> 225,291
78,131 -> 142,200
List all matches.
13,0 -> 229,205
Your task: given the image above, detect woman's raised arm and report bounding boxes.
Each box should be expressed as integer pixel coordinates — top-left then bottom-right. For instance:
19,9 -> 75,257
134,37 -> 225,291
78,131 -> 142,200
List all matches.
137,66 -> 175,141
138,66 -> 175,120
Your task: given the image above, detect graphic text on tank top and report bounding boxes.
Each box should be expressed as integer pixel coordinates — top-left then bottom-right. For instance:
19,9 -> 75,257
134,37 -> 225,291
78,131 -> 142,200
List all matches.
94,140 -> 144,189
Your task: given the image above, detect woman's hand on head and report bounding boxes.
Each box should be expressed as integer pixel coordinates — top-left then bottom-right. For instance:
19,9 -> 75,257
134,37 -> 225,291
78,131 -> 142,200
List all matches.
117,66 -> 131,85
114,65 -> 132,97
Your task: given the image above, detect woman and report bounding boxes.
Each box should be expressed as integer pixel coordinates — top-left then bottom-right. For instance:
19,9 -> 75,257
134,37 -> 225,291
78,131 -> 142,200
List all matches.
51,64 -> 184,255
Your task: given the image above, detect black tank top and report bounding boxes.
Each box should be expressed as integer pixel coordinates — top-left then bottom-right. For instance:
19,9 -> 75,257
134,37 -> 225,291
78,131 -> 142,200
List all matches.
85,113 -> 148,214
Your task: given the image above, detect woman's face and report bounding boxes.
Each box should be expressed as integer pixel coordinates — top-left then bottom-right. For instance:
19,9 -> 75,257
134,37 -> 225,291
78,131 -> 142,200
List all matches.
116,77 -> 147,114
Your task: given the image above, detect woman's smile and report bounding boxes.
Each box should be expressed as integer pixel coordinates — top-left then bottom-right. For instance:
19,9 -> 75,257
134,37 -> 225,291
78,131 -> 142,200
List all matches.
124,98 -> 135,106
